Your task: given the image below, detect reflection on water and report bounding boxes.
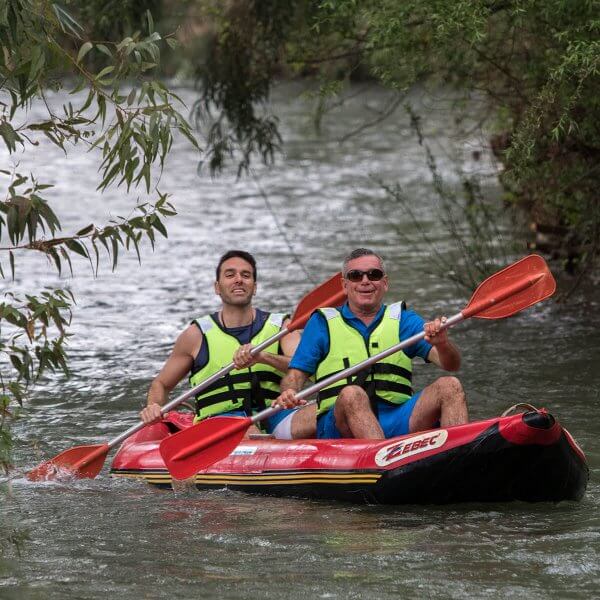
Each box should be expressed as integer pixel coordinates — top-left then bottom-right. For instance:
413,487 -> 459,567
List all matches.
2,84 -> 599,599
5,479 -> 597,600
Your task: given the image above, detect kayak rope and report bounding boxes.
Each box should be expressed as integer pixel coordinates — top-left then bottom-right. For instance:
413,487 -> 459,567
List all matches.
501,403 -> 540,416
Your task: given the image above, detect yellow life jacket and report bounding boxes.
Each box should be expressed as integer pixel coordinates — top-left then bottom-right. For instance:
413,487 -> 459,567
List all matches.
190,312 -> 286,422
315,302 -> 413,417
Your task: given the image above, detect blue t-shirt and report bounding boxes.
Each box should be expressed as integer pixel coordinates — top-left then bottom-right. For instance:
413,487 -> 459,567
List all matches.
289,303 -> 432,374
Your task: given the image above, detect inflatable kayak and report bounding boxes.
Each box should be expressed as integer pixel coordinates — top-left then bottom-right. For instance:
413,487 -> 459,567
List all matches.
109,406 -> 588,504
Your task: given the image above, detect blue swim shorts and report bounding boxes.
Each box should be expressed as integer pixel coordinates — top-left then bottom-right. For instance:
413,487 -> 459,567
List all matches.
317,391 -> 422,439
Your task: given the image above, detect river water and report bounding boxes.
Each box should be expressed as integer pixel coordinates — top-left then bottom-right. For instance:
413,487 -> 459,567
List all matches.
1,84 -> 599,599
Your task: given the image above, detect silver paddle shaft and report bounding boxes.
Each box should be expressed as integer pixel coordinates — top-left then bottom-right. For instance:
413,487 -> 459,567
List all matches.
108,327 -> 289,447
250,313 -> 464,424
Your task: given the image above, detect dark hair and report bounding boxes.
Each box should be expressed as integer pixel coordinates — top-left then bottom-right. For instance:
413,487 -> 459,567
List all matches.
342,248 -> 385,275
216,250 -> 257,280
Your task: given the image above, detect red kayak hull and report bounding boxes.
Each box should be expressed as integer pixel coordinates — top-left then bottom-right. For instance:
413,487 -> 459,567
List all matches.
109,409 -> 588,504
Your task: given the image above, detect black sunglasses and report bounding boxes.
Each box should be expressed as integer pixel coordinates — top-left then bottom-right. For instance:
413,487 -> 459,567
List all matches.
345,268 -> 385,282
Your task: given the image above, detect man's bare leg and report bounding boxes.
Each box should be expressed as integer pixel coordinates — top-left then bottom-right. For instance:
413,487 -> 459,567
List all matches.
291,404 -> 317,439
409,376 -> 468,433
334,385 -> 384,439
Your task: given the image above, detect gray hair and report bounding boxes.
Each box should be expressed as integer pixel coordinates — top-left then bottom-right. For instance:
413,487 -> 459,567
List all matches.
342,248 -> 385,275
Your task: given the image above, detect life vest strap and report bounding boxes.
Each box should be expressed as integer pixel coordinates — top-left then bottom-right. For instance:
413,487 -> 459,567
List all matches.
199,370 -> 282,395
195,387 -> 279,411
369,362 -> 412,381
316,380 -> 413,404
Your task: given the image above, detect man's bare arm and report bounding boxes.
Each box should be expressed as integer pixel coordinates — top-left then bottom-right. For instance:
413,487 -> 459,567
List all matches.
273,368 -> 311,408
232,322 -> 301,371
140,325 -> 200,424
424,316 -> 461,372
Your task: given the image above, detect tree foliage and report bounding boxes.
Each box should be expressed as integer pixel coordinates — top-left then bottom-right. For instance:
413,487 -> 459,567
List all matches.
193,0 -> 600,286
0,1 -> 199,472
191,0 -> 295,175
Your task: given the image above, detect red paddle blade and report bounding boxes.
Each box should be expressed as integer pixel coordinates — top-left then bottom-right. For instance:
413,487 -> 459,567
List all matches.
26,444 -> 109,481
463,255 -> 556,319
287,272 -> 346,331
160,416 -> 251,480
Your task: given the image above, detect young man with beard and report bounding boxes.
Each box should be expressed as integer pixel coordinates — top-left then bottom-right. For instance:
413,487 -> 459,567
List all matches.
274,248 -> 468,439
141,250 -> 313,439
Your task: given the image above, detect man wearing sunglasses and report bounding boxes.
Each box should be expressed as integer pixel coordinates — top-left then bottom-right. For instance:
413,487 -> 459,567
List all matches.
275,247 -> 467,439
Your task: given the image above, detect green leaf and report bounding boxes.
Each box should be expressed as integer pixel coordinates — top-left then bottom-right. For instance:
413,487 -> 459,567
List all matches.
65,239 -> 88,258
9,250 -> 14,280
8,381 -> 24,405
96,44 -> 113,59
97,94 -> 107,125
76,224 -> 94,236
151,216 -> 168,238
111,237 -> 119,270
80,88 -> 95,113
0,121 -> 21,153
146,226 -> 155,250
146,10 -> 154,34
77,42 -> 93,64
96,66 -> 115,82
91,240 -> 100,274
59,247 -> 73,276
131,235 -> 141,264
52,4 -> 84,38
10,355 -> 23,375
7,204 -> 19,245
48,248 -> 62,276
178,124 -> 200,151
28,46 -> 46,86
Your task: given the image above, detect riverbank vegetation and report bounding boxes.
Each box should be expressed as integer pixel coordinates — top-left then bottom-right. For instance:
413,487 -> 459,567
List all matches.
171,0 -> 599,293
0,2 -> 199,475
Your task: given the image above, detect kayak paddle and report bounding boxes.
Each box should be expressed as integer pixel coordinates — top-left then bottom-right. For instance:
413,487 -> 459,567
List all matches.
160,254 -> 556,480
26,271 -> 346,481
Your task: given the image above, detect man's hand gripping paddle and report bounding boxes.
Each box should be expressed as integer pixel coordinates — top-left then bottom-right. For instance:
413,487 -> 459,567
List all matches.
160,254 -> 556,480
26,272 -> 346,481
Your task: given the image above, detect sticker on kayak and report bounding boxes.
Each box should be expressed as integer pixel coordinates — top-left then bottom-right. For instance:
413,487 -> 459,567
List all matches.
375,430 -> 449,467
231,446 -> 258,456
